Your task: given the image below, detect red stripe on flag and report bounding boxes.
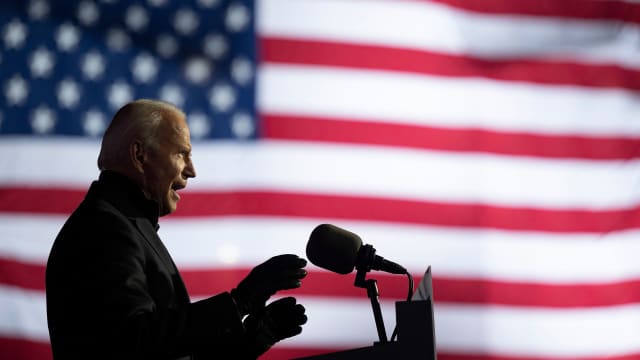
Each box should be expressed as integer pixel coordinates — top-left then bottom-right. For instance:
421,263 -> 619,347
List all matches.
272,349 -> 640,360
433,276 -> 640,308
260,346 -> 346,360
243,346 -> 640,360
262,346 -> 347,360
175,192 -> 640,233
184,268 -> 640,308
9,257 -> 640,308
181,267 -> 410,301
0,258 -> 44,290
262,113 -> 640,159
3,188 -> 640,233
2,336 -> 639,360
426,0 -> 640,23
437,352 -> 640,360
0,337 -> 51,360
0,257 -> 409,300
261,37 -> 640,90
0,187 -> 85,214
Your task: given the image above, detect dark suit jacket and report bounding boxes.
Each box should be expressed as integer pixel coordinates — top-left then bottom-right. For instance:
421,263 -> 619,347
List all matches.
46,171 -> 245,360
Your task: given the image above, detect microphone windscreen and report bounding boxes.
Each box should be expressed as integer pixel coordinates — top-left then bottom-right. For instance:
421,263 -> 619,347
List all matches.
306,224 -> 362,274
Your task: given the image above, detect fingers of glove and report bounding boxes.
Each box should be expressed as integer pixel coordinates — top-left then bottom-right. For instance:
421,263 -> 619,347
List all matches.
290,304 -> 308,325
235,255 -> 308,312
270,270 -> 307,291
260,254 -> 307,273
280,324 -> 303,339
266,296 -> 297,310
250,255 -> 307,292
239,298 -> 305,344
264,315 -> 304,340
243,255 -> 306,286
267,298 -> 308,325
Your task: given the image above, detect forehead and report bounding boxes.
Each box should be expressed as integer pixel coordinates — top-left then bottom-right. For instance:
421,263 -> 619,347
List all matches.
156,112 -> 191,147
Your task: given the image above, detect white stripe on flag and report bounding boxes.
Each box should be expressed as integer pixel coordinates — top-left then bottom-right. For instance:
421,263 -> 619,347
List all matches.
5,214 -> 640,283
4,285 -> 640,357
258,0 -> 640,66
3,139 -> 640,209
0,286 -> 49,341
258,64 -> 640,136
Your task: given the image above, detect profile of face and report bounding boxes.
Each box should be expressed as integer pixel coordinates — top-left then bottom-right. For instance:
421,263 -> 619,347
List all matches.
140,112 -> 196,216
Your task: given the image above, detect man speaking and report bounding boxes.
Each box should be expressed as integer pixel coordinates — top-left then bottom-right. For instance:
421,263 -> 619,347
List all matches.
46,99 -> 308,359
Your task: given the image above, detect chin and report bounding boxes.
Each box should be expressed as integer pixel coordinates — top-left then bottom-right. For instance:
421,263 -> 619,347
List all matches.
165,202 -> 178,215
158,203 -> 176,217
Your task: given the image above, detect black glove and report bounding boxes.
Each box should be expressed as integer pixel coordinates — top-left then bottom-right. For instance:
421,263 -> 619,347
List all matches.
231,254 -> 307,316
242,297 -> 308,359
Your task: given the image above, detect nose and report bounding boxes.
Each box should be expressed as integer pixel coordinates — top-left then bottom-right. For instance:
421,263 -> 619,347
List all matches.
184,157 -> 196,179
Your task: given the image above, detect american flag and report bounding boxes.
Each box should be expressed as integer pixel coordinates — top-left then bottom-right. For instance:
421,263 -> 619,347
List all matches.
2,0 -> 640,359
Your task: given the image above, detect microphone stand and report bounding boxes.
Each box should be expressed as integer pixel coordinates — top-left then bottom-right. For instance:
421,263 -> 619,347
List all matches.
354,244 -> 388,344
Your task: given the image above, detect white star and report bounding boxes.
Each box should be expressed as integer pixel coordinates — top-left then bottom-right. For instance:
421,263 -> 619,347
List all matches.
77,1 -> 100,26
231,112 -> 254,138
28,0 -> 50,20
159,83 -> 185,107
81,51 -> 106,80
231,56 -> 253,85
107,81 -> 134,109
106,28 -> 131,52
3,19 -> 28,49
184,56 -> 212,85
226,3 -> 251,33
203,34 -> 228,60
56,23 -> 81,51
147,0 -> 168,6
4,74 -> 29,106
31,105 -> 57,134
83,109 -> 107,137
197,0 -> 220,8
173,8 -> 199,35
125,5 -> 149,32
188,111 -> 211,139
156,34 -> 178,58
131,53 -> 158,83
57,79 -> 81,109
29,47 -> 56,78
208,83 -> 235,112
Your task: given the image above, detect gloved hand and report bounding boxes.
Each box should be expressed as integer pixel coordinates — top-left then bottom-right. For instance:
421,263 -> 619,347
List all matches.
231,254 -> 307,316
242,297 -> 308,359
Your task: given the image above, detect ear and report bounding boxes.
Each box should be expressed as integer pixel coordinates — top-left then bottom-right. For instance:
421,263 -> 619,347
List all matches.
130,139 -> 146,173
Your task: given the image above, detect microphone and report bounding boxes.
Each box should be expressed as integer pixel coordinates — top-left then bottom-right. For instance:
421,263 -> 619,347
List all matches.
306,224 -> 407,275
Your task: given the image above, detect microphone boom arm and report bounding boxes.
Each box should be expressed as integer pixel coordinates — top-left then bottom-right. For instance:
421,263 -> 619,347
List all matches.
354,244 -> 388,344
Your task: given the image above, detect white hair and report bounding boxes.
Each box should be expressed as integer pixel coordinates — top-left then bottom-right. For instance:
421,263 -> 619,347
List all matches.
97,99 -> 184,171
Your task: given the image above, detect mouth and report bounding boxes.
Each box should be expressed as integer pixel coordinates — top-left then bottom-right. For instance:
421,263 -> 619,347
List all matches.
171,183 -> 186,199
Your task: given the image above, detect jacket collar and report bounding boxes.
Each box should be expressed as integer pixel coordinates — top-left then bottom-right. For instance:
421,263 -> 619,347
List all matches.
87,170 -> 160,230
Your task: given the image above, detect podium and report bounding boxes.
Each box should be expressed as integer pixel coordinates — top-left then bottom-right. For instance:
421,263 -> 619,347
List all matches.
300,224 -> 437,360
295,297 -> 436,360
